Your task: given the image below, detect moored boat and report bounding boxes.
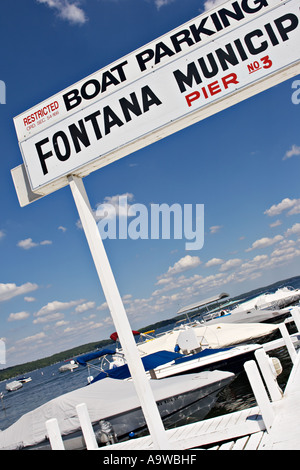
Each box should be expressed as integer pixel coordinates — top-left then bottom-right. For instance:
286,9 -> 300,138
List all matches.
5,381 -> 23,392
0,370 -> 235,450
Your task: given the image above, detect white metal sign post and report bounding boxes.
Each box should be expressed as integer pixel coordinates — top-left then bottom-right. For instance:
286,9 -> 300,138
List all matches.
68,175 -> 172,449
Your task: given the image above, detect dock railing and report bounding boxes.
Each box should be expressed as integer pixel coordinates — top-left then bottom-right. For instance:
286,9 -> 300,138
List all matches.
45,306 -> 300,450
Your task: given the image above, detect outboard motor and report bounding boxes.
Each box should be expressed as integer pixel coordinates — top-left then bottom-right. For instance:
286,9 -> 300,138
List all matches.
96,420 -> 117,446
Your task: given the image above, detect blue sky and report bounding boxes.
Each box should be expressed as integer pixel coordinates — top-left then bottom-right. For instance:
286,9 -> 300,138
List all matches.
0,0 -> 300,367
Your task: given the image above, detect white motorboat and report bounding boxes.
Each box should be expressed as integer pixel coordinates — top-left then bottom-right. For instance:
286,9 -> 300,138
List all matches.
177,288 -> 300,325
201,306 -> 292,325
0,370 -> 235,450
78,343 -> 262,384
59,360 -> 79,372
133,322 -> 279,355
229,287 -> 300,314
16,376 -> 32,384
5,381 -> 23,392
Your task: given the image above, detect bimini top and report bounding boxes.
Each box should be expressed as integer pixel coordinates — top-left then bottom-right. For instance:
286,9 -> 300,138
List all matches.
177,293 -> 229,315
76,349 -> 115,366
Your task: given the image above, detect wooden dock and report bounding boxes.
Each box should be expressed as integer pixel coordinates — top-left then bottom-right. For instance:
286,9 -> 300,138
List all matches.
45,308 -> 300,451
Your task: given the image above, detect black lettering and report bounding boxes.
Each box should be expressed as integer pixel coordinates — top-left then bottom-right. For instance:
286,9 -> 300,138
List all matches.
216,43 -> 239,71
103,106 -> 124,135
119,93 -> 142,122
36,138 -> 52,175
198,53 -> 218,78
81,79 -> 101,100
210,12 -> 223,32
155,42 -> 175,64
136,49 -> 155,71
274,13 -> 299,42
218,1 -> 244,28
52,131 -> 71,161
244,29 -> 268,54
84,111 -> 102,140
190,17 -> 215,43
101,71 -> 121,93
63,89 -> 82,111
110,61 -> 128,82
170,30 -> 194,53
241,0 -> 268,14
69,119 -> 91,153
234,38 -> 248,61
141,85 -> 162,112
173,62 -> 202,92
264,23 -> 280,46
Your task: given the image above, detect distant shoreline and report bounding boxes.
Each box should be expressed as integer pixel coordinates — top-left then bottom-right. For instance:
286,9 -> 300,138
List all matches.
1,274 -> 299,381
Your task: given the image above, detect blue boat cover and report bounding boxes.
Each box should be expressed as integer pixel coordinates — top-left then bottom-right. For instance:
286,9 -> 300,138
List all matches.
173,347 -> 232,365
91,350 -> 182,383
76,349 -> 116,366
80,348 -> 233,383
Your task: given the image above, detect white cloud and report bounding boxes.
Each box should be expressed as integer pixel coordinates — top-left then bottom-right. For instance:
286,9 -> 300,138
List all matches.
55,320 -> 69,327
219,258 -> 243,272
283,145 -> 300,160
96,193 -> 135,221
264,198 -> 300,217
17,332 -> 46,345
246,235 -> 283,252
205,258 -> 224,268
17,238 -> 38,249
58,226 -> 67,232
36,0 -> 87,25
269,220 -> 282,228
203,0 -> 225,11
17,238 -> 52,249
8,311 -> 30,322
286,223 -> 300,237
24,296 -> 36,302
97,301 -> 109,311
0,230 -> 5,240
155,0 -> 176,9
0,282 -> 38,302
33,312 -> 64,324
75,301 -> 96,313
210,225 -> 222,234
35,299 -> 84,317
40,240 -> 52,246
166,255 -> 201,276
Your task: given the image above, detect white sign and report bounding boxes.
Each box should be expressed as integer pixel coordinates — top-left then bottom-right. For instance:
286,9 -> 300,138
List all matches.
15,0 -> 300,192
14,0 -> 284,142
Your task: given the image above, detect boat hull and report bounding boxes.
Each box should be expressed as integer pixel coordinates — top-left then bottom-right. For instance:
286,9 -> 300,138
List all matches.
2,371 -> 235,450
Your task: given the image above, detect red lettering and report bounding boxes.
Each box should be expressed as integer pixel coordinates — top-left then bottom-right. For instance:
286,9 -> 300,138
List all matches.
23,101 -> 60,127
185,91 -> 200,107
222,73 -> 239,89
208,81 -> 221,96
261,55 -> 272,69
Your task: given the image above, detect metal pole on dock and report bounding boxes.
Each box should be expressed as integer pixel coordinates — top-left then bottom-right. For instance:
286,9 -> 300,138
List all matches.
68,175 -> 172,450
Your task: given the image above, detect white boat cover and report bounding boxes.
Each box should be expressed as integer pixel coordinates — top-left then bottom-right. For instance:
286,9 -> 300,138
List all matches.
0,370 -> 232,450
5,381 -> 23,392
137,322 -> 278,355
231,288 -> 300,313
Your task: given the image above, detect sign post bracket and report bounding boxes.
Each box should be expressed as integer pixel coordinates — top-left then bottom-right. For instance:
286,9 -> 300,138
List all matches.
68,174 -> 173,450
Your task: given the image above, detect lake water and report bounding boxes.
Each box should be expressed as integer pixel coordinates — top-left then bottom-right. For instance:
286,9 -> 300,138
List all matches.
0,276 -> 299,442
